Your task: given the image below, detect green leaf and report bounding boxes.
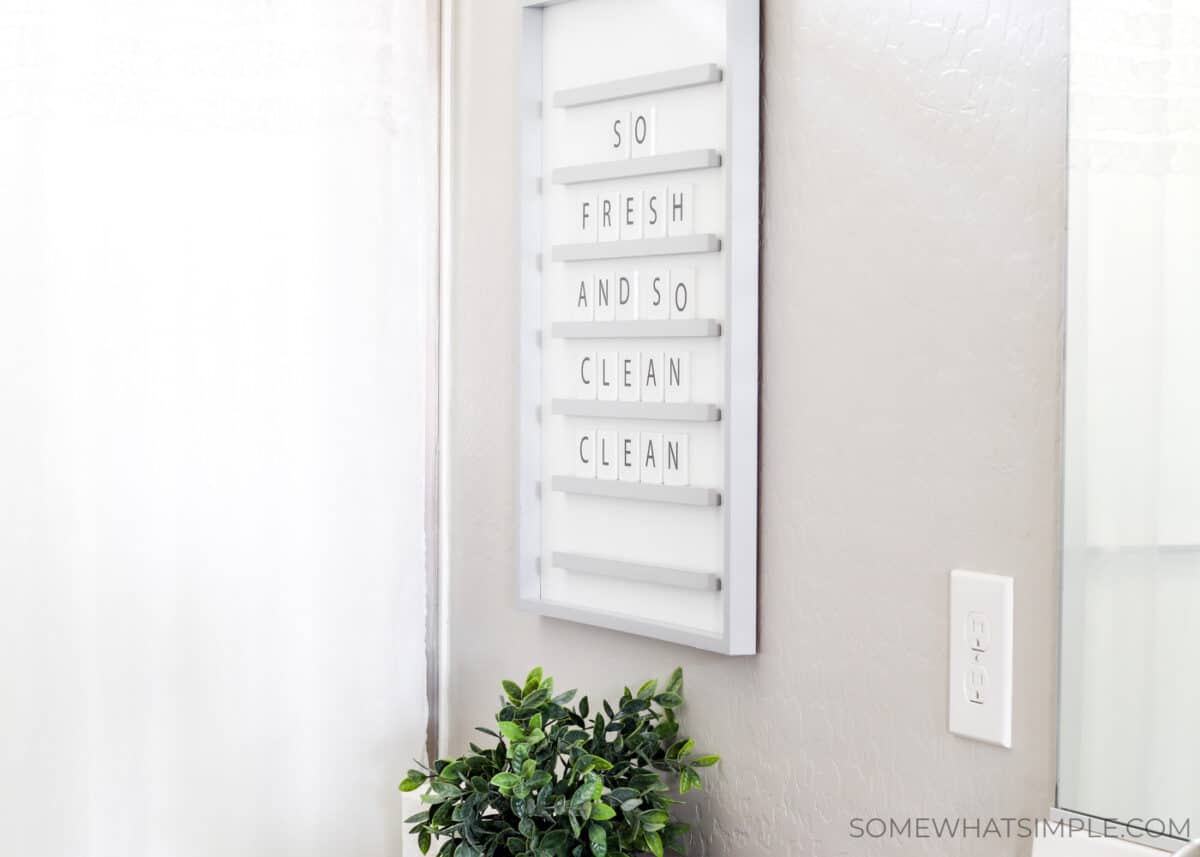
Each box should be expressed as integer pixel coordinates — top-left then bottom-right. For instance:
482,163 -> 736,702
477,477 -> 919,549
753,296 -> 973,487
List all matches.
524,666 -> 544,694
664,668 -> 683,696
429,781 -> 460,798
667,738 -> 693,761
653,692 -> 683,709
570,780 -> 595,809
644,830 -> 664,857
654,721 -> 679,742
587,755 -> 613,771
588,824 -> 608,857
579,696 -> 590,718
503,679 -> 524,701
541,830 -> 568,850
498,721 -> 526,742
679,767 -> 702,794
591,803 -> 616,821
520,689 -> 551,712
418,830 -> 432,854
690,754 -> 720,767
529,712 -> 543,732
399,769 -> 426,792
432,800 -> 454,826
636,679 -> 658,700
490,772 -> 521,789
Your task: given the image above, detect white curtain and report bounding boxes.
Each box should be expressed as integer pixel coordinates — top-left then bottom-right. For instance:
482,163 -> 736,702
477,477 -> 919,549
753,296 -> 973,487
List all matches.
1059,0 -> 1200,831
0,2 -> 437,856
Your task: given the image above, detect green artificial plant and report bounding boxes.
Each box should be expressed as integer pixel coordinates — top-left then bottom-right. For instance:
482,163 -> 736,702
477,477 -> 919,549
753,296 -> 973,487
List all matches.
400,667 -> 719,857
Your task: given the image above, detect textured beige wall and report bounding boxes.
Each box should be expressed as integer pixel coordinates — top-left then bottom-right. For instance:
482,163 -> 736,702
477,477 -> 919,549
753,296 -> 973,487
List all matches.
446,2 -> 1067,855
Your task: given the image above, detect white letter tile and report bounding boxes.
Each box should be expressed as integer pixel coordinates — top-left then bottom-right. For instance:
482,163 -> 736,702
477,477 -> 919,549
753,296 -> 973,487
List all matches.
575,429 -> 596,478
618,432 -> 640,482
576,351 -> 596,400
640,433 -> 663,484
668,267 -> 695,319
643,186 -> 666,239
599,192 -> 620,242
641,268 -> 669,320
597,430 -> 618,480
666,183 -> 693,236
597,351 -> 618,401
663,433 -> 689,486
664,351 -> 690,403
640,351 -> 663,403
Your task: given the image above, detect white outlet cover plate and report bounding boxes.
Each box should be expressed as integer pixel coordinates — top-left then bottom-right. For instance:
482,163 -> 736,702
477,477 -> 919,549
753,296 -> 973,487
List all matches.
948,569 -> 1014,748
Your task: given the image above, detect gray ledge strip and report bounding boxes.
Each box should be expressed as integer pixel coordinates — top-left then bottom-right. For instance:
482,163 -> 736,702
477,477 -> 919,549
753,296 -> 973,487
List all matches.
551,552 -> 721,592
517,597 -> 731,654
551,475 -> 721,507
551,234 -> 720,262
551,150 -> 722,185
551,399 -> 721,422
553,64 -> 724,109
551,319 -> 721,339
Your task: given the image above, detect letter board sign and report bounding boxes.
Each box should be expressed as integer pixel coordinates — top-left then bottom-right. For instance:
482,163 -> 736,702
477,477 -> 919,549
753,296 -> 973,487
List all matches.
517,0 -> 759,654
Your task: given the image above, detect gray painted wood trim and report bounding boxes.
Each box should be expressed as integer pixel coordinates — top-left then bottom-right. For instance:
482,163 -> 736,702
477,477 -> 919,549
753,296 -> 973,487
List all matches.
721,0 -> 761,657
551,149 -> 722,185
551,234 -> 720,262
553,63 -> 724,108
551,475 -> 721,506
551,319 -> 721,339
551,399 -> 721,422
551,551 -> 721,591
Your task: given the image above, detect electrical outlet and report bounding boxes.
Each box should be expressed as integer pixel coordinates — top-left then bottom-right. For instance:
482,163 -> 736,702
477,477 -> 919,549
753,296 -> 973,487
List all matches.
949,569 -> 1013,748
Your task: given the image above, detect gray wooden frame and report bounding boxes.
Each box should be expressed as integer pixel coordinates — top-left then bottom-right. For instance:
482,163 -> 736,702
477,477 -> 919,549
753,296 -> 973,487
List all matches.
517,0 -> 759,655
